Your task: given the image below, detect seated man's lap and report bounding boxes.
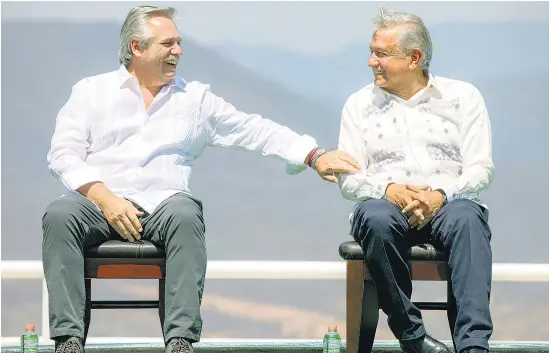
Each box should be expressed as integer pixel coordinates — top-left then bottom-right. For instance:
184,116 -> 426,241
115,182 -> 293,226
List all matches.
350,198 -> 489,249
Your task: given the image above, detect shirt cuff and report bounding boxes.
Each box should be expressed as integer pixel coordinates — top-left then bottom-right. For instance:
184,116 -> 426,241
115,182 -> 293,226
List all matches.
59,165 -> 102,191
355,179 -> 391,200
284,134 -> 318,175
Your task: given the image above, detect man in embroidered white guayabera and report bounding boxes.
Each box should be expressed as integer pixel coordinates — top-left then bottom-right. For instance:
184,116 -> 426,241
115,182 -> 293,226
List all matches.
337,7 -> 495,353
41,6 -> 361,353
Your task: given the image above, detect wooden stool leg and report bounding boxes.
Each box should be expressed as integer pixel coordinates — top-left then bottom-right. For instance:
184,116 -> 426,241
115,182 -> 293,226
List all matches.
359,278 -> 379,353
84,279 -> 91,345
447,280 -> 458,352
159,279 -> 166,344
347,260 -> 379,353
347,260 -> 363,353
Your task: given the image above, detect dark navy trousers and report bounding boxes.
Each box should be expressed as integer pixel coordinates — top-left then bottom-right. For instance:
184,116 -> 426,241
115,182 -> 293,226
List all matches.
350,199 -> 493,352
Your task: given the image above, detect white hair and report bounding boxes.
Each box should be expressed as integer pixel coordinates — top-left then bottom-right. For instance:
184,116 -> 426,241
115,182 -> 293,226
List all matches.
118,5 -> 177,66
372,7 -> 432,75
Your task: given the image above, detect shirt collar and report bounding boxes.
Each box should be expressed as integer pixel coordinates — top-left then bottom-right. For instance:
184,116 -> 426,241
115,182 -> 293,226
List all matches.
117,64 -> 187,91
374,73 -> 442,103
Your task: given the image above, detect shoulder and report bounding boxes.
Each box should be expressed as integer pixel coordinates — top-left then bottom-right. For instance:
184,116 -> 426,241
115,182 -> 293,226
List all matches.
345,82 -> 377,107
433,75 -> 484,102
78,69 -> 120,87
178,78 -> 210,94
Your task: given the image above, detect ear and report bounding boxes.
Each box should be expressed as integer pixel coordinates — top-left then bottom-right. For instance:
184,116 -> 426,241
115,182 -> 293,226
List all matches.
408,48 -> 423,70
130,38 -> 144,58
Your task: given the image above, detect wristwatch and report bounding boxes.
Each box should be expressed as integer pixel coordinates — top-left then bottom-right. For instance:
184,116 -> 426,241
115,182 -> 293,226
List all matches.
434,188 -> 447,205
310,148 -> 327,168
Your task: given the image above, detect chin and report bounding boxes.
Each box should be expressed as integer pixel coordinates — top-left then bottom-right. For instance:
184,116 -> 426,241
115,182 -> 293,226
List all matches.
374,79 -> 386,87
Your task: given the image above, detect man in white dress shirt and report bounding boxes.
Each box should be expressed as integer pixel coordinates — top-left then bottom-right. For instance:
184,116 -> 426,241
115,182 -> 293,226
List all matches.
42,6 -> 360,353
338,7 -> 494,353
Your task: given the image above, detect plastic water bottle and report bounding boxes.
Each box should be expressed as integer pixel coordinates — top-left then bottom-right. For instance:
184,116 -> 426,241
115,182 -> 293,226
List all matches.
322,324 -> 341,353
20,324 -> 39,353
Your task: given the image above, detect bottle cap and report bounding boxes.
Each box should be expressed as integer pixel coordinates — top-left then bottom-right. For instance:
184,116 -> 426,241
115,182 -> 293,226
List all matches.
328,325 -> 337,331
25,324 -> 35,330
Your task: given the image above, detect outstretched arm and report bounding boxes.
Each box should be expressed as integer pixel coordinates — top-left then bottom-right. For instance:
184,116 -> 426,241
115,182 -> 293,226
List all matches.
205,87 -> 359,179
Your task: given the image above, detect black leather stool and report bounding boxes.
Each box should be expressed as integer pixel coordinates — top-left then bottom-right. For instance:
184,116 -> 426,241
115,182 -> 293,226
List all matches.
83,240 -> 166,343
339,241 -> 457,353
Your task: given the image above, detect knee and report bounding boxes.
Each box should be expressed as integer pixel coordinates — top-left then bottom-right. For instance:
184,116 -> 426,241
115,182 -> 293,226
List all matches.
42,196 -> 86,250
42,197 -> 80,234
163,197 -> 205,235
352,199 -> 403,239
444,199 -> 492,242
445,199 -> 488,226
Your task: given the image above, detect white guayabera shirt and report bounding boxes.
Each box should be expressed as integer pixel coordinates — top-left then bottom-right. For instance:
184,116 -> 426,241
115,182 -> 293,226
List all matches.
47,65 -> 318,213
338,74 -> 494,208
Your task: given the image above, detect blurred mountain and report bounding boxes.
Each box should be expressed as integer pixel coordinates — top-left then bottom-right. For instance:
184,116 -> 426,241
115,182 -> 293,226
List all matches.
215,21 -> 549,103
2,20 -> 549,341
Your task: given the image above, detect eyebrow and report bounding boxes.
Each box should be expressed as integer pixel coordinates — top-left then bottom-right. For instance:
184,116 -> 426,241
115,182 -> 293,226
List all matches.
159,36 -> 182,43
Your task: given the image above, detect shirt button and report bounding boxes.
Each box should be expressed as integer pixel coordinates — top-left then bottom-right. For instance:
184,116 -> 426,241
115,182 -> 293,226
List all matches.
387,176 -> 393,181
436,169 -> 441,175
406,171 -> 411,176
378,134 -> 383,139
444,128 -> 449,133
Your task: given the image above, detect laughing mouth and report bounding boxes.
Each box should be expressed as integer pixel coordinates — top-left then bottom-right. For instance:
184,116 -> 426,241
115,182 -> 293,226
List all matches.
165,60 -> 178,67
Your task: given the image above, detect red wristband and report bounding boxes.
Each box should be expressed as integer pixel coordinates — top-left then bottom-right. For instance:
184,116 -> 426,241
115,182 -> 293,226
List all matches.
306,147 -> 319,167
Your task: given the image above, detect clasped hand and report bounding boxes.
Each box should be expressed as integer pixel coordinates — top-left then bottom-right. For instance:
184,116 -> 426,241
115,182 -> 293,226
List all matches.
385,184 -> 444,230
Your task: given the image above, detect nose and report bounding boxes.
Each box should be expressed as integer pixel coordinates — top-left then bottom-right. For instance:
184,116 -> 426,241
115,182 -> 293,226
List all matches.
172,43 -> 182,56
368,52 -> 378,68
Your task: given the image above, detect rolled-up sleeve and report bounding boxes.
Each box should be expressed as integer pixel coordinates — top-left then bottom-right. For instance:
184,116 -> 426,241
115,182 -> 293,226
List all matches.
205,86 -> 317,175
431,84 -> 495,201
337,94 -> 391,202
47,79 -> 102,191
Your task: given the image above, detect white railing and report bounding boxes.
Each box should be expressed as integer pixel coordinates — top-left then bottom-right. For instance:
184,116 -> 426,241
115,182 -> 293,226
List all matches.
2,260 -> 549,347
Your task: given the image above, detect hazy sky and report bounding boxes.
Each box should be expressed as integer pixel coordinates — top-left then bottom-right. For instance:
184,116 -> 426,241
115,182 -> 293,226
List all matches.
2,1 -> 549,342
3,1 -> 549,54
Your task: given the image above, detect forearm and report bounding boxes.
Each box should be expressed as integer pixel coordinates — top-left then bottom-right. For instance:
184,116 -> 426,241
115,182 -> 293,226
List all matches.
77,181 -> 118,208
48,150 -> 102,191
454,163 -> 494,200
339,172 -> 391,202
430,164 -> 494,202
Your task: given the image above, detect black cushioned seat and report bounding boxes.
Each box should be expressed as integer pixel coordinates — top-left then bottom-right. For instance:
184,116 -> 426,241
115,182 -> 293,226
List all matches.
85,239 -> 165,258
339,240 -> 448,261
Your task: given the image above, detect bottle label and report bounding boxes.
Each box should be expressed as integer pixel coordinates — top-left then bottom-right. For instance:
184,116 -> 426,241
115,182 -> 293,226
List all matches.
22,338 -> 38,352
326,340 -> 340,353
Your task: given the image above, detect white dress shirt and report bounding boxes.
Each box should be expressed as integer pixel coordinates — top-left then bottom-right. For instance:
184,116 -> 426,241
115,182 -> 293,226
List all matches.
48,65 -> 317,213
338,74 -> 494,207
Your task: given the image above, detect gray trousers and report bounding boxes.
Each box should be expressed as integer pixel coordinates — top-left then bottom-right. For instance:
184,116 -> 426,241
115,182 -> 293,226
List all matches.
41,192 -> 206,343
351,199 -> 493,353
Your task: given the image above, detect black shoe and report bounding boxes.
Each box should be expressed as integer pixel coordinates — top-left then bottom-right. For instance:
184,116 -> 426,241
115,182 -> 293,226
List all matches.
400,333 -> 451,353
55,336 -> 84,353
166,337 -> 193,353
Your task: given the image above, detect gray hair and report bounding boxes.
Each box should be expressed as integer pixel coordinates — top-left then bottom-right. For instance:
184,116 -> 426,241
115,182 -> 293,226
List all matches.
118,5 -> 177,66
372,7 -> 432,75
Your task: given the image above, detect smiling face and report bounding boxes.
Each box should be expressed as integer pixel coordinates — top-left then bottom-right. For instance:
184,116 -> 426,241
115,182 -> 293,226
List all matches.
368,25 -> 419,93
130,16 -> 182,86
